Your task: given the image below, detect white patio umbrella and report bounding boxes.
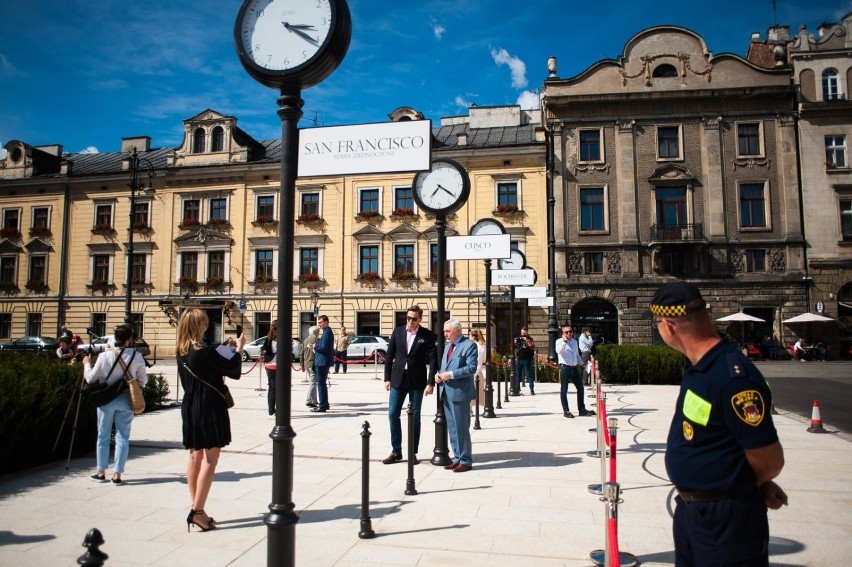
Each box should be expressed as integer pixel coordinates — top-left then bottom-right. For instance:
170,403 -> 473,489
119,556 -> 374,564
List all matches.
716,312 -> 766,344
781,313 -> 834,324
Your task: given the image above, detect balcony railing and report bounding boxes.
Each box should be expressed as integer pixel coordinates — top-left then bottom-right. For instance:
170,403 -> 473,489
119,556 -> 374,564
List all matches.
650,223 -> 704,242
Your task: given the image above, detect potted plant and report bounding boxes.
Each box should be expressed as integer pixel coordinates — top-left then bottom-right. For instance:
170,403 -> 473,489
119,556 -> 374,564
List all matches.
0,227 -> 21,239
357,271 -> 382,283
178,276 -> 198,289
390,207 -> 415,219
297,212 -> 321,224
206,218 -> 229,228
25,279 -> 47,292
392,270 -> 416,281
91,222 -> 114,234
299,272 -> 321,284
132,220 -> 150,231
0,281 -> 18,294
179,217 -> 200,228
254,214 -> 278,226
205,275 -> 224,288
131,276 -> 147,286
91,278 -> 111,291
494,203 -> 520,216
28,225 -> 52,238
356,210 -> 381,221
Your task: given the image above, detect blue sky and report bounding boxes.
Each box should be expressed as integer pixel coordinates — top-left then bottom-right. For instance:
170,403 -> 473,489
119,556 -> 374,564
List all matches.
1,0 -> 848,156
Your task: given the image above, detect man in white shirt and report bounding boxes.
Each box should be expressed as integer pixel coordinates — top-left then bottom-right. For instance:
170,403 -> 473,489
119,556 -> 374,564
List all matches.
578,327 -> 595,384
554,325 -> 595,418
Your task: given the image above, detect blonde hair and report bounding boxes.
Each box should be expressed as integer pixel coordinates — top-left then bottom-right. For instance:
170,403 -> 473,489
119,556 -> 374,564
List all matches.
176,308 -> 209,356
469,329 -> 485,345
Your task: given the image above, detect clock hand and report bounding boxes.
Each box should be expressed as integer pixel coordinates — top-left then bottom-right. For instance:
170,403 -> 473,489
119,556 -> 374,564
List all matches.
439,186 -> 455,197
288,24 -> 317,31
282,22 -> 319,46
430,185 -> 442,197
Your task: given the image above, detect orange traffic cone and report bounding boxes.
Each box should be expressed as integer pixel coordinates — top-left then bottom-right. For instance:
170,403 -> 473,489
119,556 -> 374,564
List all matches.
807,400 -> 828,433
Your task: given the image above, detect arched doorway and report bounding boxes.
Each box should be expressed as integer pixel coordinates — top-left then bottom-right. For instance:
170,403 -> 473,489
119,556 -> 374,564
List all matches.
572,298 -> 619,345
838,282 -> 852,359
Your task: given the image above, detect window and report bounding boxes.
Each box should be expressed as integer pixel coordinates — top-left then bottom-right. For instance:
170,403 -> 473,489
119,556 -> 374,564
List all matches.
584,252 -> 603,274
430,243 -> 450,279
841,200 -> 852,242
580,187 -> 605,231
211,126 -> 224,152
208,251 -> 225,280
0,257 -> 16,284
92,254 -> 111,283
130,313 -> 144,340
31,207 -> 50,231
394,186 -> 414,212
255,312 -> 273,342
360,245 -> 379,275
131,254 -> 147,284
359,188 -> 380,214
823,68 -> 841,101
737,123 -> 762,157
26,313 -> 42,337
90,313 -> 107,338
579,129 -> 602,162
0,313 -> 10,340
2,208 -> 20,232
257,195 -> 275,220
133,201 -> 149,229
394,244 -> 414,275
28,255 -> 46,285
740,183 -> 767,228
193,127 -> 205,153
825,135 -> 847,168
745,250 -> 766,272
301,193 -> 319,216
653,64 -> 678,78
94,204 -> 112,229
497,181 -> 518,207
300,248 -> 319,276
660,250 -> 685,275
255,250 -> 274,280
357,311 -> 381,336
657,126 -> 681,159
209,198 -> 227,222
183,199 -> 200,224
656,187 -> 687,228
181,251 -> 198,279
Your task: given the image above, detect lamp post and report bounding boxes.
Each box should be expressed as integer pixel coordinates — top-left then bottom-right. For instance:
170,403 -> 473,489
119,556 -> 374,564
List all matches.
125,149 -> 154,326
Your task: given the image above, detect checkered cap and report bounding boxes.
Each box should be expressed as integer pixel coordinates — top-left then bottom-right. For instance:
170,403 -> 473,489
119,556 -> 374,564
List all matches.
649,281 -> 706,318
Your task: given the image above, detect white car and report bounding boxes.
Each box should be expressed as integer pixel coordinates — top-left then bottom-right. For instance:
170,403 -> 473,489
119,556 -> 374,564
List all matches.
77,335 -> 151,357
346,335 -> 389,362
241,337 -> 302,362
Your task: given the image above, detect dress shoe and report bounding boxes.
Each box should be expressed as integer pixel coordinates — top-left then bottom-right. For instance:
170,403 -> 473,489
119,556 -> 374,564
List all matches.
453,464 -> 472,473
382,452 -> 403,464
564,411 -> 575,418
579,410 -> 596,417
411,456 -> 421,465
444,462 -> 460,470
310,407 -> 327,413
305,402 -> 317,408
530,391 -> 535,395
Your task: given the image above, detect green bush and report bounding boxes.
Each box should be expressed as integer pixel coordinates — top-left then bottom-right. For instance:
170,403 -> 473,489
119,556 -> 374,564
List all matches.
142,373 -> 170,410
534,356 -> 560,383
594,344 -> 685,384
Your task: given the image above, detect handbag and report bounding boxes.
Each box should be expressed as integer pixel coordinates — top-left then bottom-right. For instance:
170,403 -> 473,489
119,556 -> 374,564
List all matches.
116,350 -> 146,415
180,358 -> 235,409
83,349 -> 127,407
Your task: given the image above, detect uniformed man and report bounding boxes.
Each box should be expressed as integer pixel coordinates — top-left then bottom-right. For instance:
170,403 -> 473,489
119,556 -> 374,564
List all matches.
651,281 -> 788,566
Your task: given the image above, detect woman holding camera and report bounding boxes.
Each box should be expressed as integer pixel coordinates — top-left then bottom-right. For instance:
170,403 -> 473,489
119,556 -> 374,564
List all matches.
83,323 -> 148,484
176,308 -> 244,532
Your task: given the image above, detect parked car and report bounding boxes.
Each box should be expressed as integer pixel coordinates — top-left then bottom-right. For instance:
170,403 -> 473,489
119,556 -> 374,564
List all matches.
241,337 -> 302,363
76,335 -> 150,357
346,335 -> 389,362
0,335 -> 60,355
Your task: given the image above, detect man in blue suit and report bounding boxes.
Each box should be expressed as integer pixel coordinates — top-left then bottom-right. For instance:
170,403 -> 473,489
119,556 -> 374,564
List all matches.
311,315 -> 334,413
429,319 -> 478,472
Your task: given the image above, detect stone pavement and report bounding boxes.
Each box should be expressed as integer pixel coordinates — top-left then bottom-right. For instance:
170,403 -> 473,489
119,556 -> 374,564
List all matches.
1,360 -> 851,566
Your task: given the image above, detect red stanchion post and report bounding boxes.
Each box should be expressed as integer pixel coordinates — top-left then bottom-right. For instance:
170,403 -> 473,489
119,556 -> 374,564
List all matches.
608,417 -> 617,483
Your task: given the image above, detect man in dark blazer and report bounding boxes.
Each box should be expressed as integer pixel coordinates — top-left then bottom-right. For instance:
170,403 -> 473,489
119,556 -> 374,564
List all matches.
431,319 -> 478,472
382,305 -> 437,464
311,314 -> 334,413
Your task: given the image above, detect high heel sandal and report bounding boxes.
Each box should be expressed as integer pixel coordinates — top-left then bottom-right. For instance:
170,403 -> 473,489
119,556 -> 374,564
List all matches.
186,508 -> 215,532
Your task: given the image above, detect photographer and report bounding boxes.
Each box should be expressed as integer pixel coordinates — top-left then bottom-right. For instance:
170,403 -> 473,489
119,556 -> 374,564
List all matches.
512,326 -> 536,395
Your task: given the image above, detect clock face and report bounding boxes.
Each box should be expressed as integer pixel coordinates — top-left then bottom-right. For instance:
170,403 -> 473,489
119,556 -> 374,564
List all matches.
499,250 -> 526,270
469,218 -> 506,237
234,0 -> 351,88
412,158 -> 471,215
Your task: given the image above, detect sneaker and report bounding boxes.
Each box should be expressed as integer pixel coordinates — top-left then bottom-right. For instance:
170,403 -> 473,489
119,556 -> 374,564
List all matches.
90,473 -> 108,483
563,412 -> 575,418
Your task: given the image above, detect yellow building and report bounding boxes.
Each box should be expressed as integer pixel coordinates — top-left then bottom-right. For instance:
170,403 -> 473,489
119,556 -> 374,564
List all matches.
0,105 -> 548,356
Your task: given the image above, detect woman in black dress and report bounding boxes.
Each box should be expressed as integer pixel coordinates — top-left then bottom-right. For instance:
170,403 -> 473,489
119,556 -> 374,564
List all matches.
176,308 -> 245,532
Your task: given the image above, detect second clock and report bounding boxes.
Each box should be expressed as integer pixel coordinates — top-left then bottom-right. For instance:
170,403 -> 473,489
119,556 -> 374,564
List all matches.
412,158 -> 470,216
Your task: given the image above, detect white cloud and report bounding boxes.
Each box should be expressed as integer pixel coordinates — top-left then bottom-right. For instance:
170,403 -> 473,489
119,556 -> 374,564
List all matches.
0,146 -> 5,160
490,47 -> 527,89
78,146 -> 99,154
516,91 -> 540,110
432,22 -> 445,40
454,95 -> 472,109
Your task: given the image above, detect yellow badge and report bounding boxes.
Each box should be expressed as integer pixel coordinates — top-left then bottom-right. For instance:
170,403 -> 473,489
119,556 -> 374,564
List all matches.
731,390 -> 765,426
682,420 -> 694,441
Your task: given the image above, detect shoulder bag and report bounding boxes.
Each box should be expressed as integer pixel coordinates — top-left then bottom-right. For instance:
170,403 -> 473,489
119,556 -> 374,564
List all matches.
83,348 -> 127,407
115,349 -> 146,415
180,357 -> 235,409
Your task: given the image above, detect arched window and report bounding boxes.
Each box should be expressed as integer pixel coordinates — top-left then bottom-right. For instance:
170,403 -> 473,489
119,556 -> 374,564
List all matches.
192,128 -> 206,154
211,126 -> 224,152
823,68 -> 841,101
652,64 -> 678,78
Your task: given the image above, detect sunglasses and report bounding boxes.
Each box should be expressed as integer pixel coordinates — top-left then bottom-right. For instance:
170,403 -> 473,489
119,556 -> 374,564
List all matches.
563,330 -> 573,334
406,316 -> 419,321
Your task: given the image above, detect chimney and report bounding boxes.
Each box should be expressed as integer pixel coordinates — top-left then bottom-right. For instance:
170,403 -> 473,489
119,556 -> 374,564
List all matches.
457,131 -> 468,146
121,136 -> 151,153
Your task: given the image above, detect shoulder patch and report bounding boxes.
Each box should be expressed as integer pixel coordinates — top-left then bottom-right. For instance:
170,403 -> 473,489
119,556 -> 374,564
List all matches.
731,390 -> 765,426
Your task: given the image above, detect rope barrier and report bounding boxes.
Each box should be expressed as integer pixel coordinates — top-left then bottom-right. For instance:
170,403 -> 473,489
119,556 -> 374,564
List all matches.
241,358 -> 260,375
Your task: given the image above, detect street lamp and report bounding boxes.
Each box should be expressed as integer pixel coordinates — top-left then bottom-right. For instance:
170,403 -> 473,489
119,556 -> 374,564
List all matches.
125,149 -> 154,326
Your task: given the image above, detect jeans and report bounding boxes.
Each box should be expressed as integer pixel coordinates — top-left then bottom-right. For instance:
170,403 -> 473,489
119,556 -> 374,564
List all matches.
266,369 -> 276,414
387,385 -> 424,455
334,350 -> 348,373
316,364 -> 330,409
560,365 -> 586,413
96,391 -> 133,473
515,358 -> 534,392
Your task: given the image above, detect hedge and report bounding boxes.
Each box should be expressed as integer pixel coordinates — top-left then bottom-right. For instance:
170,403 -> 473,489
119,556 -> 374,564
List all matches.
594,344 -> 685,385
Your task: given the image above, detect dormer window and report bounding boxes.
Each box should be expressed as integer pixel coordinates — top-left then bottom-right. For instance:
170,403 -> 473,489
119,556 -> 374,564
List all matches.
192,128 -> 206,154
211,126 -> 224,152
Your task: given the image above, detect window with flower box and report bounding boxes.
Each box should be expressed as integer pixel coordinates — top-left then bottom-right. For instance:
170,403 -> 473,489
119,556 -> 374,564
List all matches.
27,255 -> 47,290
131,254 -> 147,285
132,201 -> 150,230
91,254 -> 112,287
1,208 -> 20,238
393,186 -> 414,217
181,199 -> 200,227
93,203 -> 113,232
256,195 -> 275,223
255,250 -> 274,281
359,245 -> 379,278
394,244 -> 415,279
180,252 -> 198,283
357,188 -> 381,219
429,243 -> 451,280
300,248 -> 319,279
30,206 -> 51,237
0,257 -> 16,288
209,197 -> 228,225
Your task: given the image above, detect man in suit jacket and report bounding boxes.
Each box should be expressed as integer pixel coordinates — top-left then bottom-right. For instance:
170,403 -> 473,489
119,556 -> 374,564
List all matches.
311,315 -> 334,413
429,319 -> 479,472
382,305 -> 437,464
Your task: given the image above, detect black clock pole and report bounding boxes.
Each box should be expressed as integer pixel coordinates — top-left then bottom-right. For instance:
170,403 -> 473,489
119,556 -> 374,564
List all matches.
430,213 -> 452,465
265,84 -> 301,567
482,259 -> 496,418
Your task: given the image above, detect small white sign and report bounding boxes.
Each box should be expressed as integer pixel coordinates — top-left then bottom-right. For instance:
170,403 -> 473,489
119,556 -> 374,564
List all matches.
446,234 -> 511,260
298,120 -> 432,177
492,269 -> 535,286
514,286 -> 547,299
527,296 -> 554,307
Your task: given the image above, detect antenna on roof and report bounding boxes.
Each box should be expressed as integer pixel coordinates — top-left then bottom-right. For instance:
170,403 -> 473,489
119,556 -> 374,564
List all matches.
772,0 -> 777,26
304,111 -> 323,127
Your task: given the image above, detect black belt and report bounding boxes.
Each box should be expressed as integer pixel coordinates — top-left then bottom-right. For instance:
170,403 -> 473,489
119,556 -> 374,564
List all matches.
676,481 -> 755,502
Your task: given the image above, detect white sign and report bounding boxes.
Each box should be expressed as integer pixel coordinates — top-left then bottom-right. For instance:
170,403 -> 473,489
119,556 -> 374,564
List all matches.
492,269 -> 535,286
514,286 -> 547,299
446,234 -> 511,260
527,296 -> 554,307
298,120 -> 432,177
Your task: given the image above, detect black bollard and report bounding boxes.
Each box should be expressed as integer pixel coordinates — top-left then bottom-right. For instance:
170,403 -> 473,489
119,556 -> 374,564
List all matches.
473,375 -> 481,430
496,362 -> 502,409
358,421 -> 376,539
504,361 -> 510,403
405,403 -> 418,495
77,528 -> 108,566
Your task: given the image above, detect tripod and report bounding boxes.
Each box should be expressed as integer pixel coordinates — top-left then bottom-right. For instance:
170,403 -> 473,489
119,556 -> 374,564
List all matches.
53,372 -> 86,470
